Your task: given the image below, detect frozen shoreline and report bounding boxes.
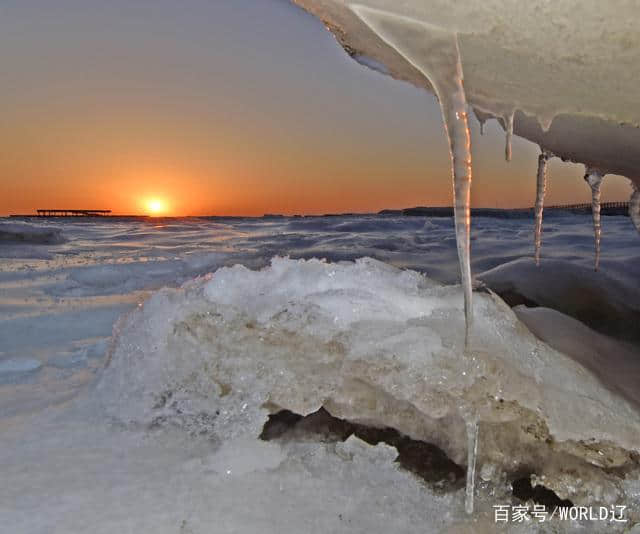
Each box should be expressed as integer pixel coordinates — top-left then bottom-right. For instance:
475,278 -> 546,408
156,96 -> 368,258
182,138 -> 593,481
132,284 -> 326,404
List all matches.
1,216 -> 639,532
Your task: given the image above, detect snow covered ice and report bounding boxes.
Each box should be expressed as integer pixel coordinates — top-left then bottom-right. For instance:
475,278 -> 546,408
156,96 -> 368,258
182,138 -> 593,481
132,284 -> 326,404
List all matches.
1,215 -> 640,532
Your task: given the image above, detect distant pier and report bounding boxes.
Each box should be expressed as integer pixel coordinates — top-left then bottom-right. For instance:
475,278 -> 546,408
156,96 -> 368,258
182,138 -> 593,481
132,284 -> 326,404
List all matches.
546,201 -> 629,213
9,209 -> 149,219
35,209 -> 111,217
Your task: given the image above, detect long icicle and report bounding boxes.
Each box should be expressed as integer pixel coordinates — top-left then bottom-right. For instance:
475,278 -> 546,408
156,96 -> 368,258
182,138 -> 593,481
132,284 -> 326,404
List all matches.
348,5 -> 474,345
346,7 -> 476,513
534,151 -> 550,265
444,48 -> 473,347
630,182 -> 640,233
584,168 -> 605,271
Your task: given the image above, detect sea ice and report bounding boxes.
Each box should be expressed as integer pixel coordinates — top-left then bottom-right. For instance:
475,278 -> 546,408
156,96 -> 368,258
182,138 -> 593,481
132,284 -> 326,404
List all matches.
93,257 -> 640,517
0,357 -> 42,376
0,222 -> 65,244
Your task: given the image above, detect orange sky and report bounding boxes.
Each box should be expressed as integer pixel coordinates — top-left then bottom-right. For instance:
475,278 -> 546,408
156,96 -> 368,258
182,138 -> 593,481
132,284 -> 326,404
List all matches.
0,0 -> 632,217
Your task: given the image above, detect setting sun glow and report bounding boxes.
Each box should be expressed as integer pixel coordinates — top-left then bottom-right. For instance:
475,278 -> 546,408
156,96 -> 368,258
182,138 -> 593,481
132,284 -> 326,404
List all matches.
146,198 -> 167,216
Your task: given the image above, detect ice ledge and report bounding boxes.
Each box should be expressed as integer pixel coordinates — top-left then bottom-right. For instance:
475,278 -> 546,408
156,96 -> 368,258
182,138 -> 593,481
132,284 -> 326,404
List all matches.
292,0 -> 640,184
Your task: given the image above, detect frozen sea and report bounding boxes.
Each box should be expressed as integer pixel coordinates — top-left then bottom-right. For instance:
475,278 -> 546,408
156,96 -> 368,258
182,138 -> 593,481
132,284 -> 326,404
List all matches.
1,213 -> 639,533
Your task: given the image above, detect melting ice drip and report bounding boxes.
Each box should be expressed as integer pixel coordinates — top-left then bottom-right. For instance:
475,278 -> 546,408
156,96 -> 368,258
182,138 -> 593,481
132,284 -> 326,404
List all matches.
350,4 -> 477,513
584,168 -> 605,271
534,151 -> 550,265
465,420 -> 479,515
473,108 -> 493,136
503,113 -> 514,162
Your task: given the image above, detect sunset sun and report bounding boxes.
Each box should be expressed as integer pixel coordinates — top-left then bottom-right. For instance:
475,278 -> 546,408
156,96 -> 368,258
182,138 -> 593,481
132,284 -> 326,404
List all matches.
145,198 -> 167,215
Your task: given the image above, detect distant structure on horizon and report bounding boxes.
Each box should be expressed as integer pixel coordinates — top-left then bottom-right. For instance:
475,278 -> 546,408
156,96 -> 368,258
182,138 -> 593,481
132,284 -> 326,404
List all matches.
35,209 -> 111,217
379,202 -> 630,218
9,209 -> 149,218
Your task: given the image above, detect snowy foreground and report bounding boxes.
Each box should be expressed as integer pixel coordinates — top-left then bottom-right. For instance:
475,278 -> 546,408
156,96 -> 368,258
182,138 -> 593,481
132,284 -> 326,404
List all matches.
1,216 -> 640,533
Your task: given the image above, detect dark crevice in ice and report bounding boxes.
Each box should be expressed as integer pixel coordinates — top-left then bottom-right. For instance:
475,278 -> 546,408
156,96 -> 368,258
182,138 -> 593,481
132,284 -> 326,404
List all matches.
491,286 -> 640,346
493,290 -> 540,309
261,408 -> 465,491
512,476 -> 574,510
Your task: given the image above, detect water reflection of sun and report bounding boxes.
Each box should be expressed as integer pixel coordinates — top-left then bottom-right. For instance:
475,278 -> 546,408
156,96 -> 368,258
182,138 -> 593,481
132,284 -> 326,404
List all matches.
145,198 -> 166,216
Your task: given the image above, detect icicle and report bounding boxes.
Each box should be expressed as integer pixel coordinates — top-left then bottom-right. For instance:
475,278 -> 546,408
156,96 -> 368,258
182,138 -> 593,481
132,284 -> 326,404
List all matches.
504,112 -> 514,161
349,5 -> 474,344
539,113 -> 555,133
473,108 -> 492,136
534,151 -> 550,265
584,168 -> 605,271
465,419 -> 479,514
630,182 -> 640,233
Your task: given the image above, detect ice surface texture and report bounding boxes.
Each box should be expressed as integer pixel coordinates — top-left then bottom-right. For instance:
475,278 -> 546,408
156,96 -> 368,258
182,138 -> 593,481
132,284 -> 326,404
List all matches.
95,258 -> 640,513
0,222 -> 65,244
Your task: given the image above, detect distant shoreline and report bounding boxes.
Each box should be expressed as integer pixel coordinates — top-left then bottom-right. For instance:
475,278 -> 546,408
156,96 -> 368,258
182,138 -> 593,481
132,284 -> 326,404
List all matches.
5,202 -> 631,220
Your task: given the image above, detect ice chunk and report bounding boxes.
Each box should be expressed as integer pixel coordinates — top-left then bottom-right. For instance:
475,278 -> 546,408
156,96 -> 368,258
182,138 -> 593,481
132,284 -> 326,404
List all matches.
187,437 -> 286,477
0,357 -> 42,377
514,305 -> 640,408
0,222 -> 65,244
48,350 -> 88,369
479,258 -> 640,345
584,168 -> 605,271
96,258 -> 640,510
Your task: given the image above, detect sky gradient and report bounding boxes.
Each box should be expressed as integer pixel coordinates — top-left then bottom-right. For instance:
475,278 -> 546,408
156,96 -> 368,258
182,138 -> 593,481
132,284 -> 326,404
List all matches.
0,0 -> 632,216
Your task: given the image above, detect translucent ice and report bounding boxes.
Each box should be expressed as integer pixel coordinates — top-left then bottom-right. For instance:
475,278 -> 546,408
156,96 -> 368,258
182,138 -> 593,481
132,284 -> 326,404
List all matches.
534,151 -> 550,265
464,420 -> 478,514
630,182 -> 640,233
473,108 -> 493,136
95,258 -> 640,513
0,357 -> 42,376
504,112 -> 514,162
350,5 -> 474,341
584,168 -> 605,271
